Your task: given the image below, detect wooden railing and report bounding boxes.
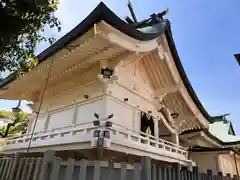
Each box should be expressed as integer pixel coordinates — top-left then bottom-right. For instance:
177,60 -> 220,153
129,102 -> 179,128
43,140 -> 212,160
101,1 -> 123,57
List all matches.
4,120 -> 187,160
5,121 -> 97,147
108,122 -> 188,157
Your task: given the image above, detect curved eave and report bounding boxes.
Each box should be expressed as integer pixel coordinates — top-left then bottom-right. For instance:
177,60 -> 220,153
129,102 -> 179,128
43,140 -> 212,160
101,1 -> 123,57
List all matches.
164,22 -> 211,121
0,2 -> 212,124
0,2 -> 162,88
181,129 -> 240,146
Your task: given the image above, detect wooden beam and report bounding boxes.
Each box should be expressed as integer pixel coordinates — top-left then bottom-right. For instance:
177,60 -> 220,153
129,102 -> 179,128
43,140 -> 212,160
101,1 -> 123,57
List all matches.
153,85 -> 180,97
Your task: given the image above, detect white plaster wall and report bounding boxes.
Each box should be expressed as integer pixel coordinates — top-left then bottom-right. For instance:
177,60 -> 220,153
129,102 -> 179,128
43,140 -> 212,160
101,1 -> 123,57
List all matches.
220,154 -> 238,176
48,108 -> 74,129
107,98 -> 134,129
190,152 -> 218,174
29,115 -> 47,132
28,79 -> 105,131
109,83 -> 159,132
46,98 -> 105,129
75,99 -> 105,124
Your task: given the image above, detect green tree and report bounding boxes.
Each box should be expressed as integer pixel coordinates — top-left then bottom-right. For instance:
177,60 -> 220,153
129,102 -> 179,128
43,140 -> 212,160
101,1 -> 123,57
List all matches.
0,0 -> 61,73
0,101 -> 29,138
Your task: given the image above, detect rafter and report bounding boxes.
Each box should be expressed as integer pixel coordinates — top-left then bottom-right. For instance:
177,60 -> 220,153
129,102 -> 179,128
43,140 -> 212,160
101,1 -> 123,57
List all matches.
153,84 -> 181,97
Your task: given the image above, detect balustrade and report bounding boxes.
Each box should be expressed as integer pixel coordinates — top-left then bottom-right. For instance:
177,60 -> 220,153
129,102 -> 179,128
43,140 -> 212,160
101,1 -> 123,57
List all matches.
4,120 -> 188,160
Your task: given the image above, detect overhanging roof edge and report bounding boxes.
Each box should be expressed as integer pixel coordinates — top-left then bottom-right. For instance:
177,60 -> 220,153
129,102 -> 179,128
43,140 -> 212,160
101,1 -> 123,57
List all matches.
180,128 -> 240,146
0,2 -> 216,125
0,2 -> 162,88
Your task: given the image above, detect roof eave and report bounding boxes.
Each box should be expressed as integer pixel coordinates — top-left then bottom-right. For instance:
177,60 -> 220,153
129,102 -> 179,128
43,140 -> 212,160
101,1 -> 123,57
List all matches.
0,2 -> 162,88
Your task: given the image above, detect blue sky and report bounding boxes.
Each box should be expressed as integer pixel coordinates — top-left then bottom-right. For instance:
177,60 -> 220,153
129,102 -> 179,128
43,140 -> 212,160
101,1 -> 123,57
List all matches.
0,0 -> 240,133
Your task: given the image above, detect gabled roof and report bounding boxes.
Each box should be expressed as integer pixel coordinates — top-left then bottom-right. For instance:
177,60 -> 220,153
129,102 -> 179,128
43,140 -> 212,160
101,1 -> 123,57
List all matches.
189,146 -> 240,156
0,2 -> 212,122
180,125 -> 240,146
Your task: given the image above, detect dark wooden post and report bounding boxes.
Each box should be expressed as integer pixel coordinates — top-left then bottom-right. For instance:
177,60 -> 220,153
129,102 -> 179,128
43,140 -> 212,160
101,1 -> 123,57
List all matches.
167,166 -> 172,180
79,159 -> 88,180
38,150 -> 56,180
141,156 -> 151,180
173,163 -> 181,180
162,166 -> 167,180
64,158 -> 75,180
93,161 -> 100,180
152,164 -> 157,180
218,172 -> 223,180
227,173 -> 232,180
233,175 -> 238,180
133,163 -> 141,180
8,152 -> 22,180
107,161 -> 114,180
193,166 -> 200,180
207,169 -> 213,180
181,167 -> 188,180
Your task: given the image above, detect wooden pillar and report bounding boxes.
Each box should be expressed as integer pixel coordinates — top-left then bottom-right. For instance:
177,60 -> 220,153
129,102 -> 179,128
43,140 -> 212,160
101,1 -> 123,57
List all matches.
172,133 -> 179,145
26,116 -> 34,133
154,119 -> 159,139
44,111 -> 50,130
216,153 -> 223,173
141,156 -> 151,180
72,100 -> 78,125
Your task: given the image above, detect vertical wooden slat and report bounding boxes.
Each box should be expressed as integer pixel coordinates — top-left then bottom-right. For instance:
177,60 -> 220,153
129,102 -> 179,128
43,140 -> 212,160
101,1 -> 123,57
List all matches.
120,162 -> 127,180
227,174 -> 232,180
180,169 -> 184,180
49,158 -> 60,180
32,158 -> 43,180
133,163 -> 141,180
218,172 -> 224,180
93,161 -> 100,180
167,166 -> 172,180
64,158 -> 75,180
15,158 -> 25,180
162,167 -> 167,180
26,158 -> 35,180
181,167 -> 188,180
190,171 -> 194,180
38,150 -> 56,180
0,159 -> 3,175
5,158 -> 14,180
152,164 -> 157,180
141,156 -> 151,180
193,167 -> 200,180
158,167 -> 162,180
1,158 -> 10,180
78,159 -> 87,180
171,167 -> 176,180
107,161 -> 114,180
205,173 -> 208,180
8,153 -> 22,180
187,171 -> 191,180
173,163 -> 181,180
21,158 -> 29,180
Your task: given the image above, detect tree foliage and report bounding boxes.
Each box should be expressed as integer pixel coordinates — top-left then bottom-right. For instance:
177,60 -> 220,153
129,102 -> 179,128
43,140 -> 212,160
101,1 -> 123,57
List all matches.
0,110 -> 29,137
0,0 -> 61,73
0,102 -> 29,138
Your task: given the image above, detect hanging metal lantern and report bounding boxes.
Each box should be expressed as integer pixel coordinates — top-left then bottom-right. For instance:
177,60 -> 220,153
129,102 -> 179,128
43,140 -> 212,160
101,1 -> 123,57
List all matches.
101,68 -> 114,79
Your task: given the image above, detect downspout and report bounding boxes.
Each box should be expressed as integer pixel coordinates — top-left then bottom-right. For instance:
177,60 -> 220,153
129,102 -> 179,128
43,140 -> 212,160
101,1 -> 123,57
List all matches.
233,152 -> 239,179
